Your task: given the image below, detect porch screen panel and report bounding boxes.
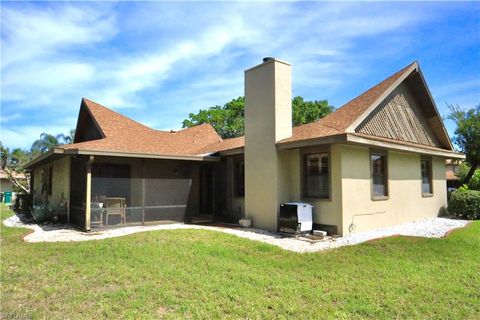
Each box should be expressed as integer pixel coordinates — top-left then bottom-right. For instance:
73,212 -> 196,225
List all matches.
144,178 -> 192,222
90,164 -> 144,227
89,160 -> 194,228
70,157 -> 86,229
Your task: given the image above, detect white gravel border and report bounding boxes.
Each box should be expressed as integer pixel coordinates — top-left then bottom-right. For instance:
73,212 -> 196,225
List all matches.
3,215 -> 470,253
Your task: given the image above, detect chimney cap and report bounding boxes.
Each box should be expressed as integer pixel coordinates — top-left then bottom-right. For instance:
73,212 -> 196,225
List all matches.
263,57 -> 275,63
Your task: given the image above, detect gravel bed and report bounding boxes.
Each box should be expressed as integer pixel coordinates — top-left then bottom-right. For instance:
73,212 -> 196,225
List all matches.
3,215 -> 470,253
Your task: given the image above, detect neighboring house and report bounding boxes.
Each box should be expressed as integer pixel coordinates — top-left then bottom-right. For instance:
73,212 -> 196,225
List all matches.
0,169 -> 26,193
445,159 -> 461,189
25,58 -> 464,235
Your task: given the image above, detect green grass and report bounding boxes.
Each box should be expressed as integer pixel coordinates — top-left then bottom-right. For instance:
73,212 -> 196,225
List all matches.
1,204 -> 479,319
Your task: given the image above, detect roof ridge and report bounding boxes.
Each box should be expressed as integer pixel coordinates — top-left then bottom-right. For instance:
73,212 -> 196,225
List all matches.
82,98 -> 156,133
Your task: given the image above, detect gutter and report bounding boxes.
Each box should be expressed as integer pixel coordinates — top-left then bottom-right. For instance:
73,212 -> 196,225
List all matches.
275,132 -> 464,159
63,148 -> 220,162
276,134 -> 347,150
345,134 -> 465,159
23,148 -> 65,170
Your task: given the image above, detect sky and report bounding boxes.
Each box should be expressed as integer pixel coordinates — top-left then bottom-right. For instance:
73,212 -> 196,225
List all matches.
1,1 -> 479,150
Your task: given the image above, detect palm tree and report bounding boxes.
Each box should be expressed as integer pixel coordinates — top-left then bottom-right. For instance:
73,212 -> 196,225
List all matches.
63,129 -> 76,144
30,133 -> 63,154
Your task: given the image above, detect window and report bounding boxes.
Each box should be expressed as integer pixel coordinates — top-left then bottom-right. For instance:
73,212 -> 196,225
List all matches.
41,167 -> 53,195
304,153 -> 329,198
48,166 -> 53,195
234,160 -> 245,197
421,158 -> 433,195
371,151 -> 388,198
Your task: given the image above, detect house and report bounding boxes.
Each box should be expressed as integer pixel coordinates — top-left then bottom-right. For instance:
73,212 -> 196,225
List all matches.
25,58 -> 464,235
445,159 -> 461,189
0,169 -> 26,193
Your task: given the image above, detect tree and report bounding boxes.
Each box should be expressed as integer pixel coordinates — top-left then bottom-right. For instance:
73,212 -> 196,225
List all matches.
182,96 -> 334,138
0,130 -> 75,194
0,143 -> 31,193
456,163 -> 480,191
448,104 -> 480,184
63,129 -> 76,144
292,96 -> 334,126
183,97 -> 245,138
30,130 -> 75,154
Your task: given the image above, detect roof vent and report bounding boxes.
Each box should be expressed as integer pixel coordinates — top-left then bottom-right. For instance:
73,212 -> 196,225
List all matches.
263,57 -> 275,63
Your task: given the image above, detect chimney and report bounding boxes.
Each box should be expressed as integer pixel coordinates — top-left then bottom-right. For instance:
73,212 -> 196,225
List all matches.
245,58 -> 292,142
244,58 -> 292,231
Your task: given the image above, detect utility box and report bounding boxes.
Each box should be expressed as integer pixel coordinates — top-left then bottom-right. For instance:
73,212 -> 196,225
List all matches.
279,202 -> 313,234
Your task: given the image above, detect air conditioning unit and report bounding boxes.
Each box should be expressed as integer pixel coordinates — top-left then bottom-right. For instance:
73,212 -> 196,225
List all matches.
279,202 -> 313,234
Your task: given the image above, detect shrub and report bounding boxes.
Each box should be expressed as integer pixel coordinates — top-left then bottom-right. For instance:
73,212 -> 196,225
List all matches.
448,189 -> 480,220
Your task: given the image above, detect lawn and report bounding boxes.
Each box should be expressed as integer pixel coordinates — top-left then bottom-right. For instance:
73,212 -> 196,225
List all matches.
1,205 -> 479,319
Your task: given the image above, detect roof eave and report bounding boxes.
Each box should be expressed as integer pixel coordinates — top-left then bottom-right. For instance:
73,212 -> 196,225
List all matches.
24,148 -> 66,170
276,134 -> 347,150
414,66 -> 454,150
346,134 -> 465,159
64,148 -> 220,162
218,147 -> 245,156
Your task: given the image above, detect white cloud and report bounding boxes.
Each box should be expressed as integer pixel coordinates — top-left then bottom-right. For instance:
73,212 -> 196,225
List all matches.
0,112 -> 22,123
1,124 -> 74,149
2,1 -> 476,149
1,4 -> 117,68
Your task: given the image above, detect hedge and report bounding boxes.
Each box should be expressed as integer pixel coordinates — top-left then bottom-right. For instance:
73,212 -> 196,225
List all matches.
448,190 -> 480,220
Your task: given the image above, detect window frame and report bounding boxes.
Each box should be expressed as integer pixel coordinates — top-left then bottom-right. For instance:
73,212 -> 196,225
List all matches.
303,152 -> 331,200
420,156 -> 434,197
47,166 -> 53,196
370,149 -> 389,201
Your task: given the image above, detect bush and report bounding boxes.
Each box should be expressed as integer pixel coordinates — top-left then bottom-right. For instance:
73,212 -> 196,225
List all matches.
448,190 -> 480,220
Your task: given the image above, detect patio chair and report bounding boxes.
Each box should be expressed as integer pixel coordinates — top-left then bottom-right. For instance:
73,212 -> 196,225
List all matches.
105,197 -> 126,226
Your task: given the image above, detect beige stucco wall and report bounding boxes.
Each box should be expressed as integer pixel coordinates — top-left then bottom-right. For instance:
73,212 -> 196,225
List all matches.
50,157 -> 70,207
1,179 -> 14,193
31,156 -> 70,209
340,144 -> 447,234
265,143 -> 447,236
280,145 -> 344,234
244,59 -> 292,230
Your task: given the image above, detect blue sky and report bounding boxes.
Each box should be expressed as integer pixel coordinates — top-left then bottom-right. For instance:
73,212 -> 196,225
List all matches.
1,1 -> 479,150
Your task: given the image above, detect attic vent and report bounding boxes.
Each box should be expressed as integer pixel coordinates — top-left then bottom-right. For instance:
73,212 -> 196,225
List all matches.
263,57 -> 274,63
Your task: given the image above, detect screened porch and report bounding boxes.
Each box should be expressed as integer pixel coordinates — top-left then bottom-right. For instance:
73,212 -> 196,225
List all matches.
69,155 -> 220,231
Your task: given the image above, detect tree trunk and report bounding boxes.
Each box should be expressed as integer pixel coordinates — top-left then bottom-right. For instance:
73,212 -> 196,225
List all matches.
463,164 -> 478,186
4,168 -> 30,193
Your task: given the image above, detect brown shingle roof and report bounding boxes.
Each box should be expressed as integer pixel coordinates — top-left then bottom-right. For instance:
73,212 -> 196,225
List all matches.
58,61 -> 428,157
0,169 -> 26,180
198,136 -> 245,154
279,61 -> 416,145
211,61 -> 417,150
61,98 -> 223,156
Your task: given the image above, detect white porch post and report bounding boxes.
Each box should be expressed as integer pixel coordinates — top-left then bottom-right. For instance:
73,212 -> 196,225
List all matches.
85,155 -> 94,231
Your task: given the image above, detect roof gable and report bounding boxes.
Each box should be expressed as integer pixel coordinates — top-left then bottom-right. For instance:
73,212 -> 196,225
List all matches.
317,62 -> 417,132
278,61 -> 453,151
355,81 -> 442,147
66,98 -> 222,156
349,63 -> 452,150
73,99 -> 105,143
